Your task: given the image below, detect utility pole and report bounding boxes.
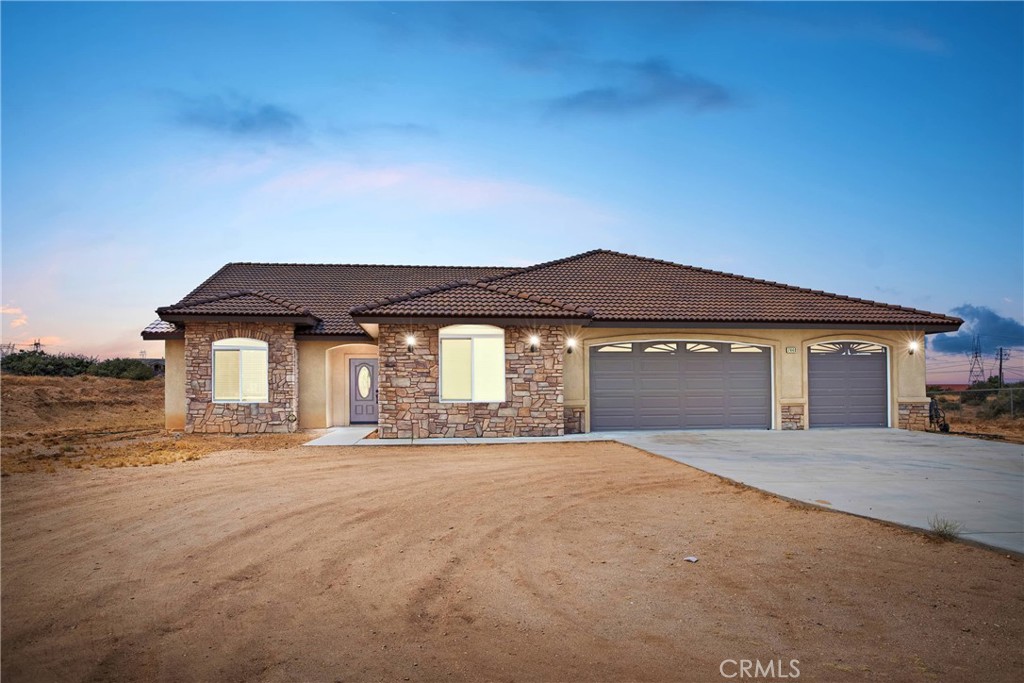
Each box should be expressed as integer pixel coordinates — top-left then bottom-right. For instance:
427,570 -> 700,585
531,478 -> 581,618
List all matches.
996,347 -> 1009,387
31,339 -> 42,353
967,335 -> 986,386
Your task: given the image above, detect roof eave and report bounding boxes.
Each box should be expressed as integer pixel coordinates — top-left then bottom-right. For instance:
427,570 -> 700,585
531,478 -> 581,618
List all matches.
351,314 -> 593,327
587,319 -> 962,333
141,329 -> 185,340
158,313 -> 320,326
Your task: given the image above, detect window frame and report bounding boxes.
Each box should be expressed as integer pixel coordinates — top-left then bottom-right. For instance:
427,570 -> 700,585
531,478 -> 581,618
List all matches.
211,337 -> 269,404
438,325 -> 506,404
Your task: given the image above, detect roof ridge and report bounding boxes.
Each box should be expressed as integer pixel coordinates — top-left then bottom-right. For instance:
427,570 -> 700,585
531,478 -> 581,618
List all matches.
473,249 -> 606,286
474,282 -> 595,315
160,289 -> 316,317
347,251 -> 606,316
175,262 -> 234,306
596,249 -> 962,324
349,279 -> 477,314
246,289 -> 315,315
223,261 -> 511,269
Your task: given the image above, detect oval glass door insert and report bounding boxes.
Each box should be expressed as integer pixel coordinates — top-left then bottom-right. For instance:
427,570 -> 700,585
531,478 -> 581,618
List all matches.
356,365 -> 372,399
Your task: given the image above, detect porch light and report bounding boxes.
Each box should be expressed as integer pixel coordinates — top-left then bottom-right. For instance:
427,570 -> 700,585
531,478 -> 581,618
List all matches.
908,340 -> 919,355
405,335 -> 417,353
566,337 -> 577,354
529,335 -> 540,352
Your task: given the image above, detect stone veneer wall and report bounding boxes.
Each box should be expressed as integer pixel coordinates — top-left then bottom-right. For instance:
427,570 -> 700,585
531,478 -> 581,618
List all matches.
564,407 -> 585,435
898,401 -> 928,431
377,324 -> 565,438
780,404 -> 805,430
184,321 -> 298,434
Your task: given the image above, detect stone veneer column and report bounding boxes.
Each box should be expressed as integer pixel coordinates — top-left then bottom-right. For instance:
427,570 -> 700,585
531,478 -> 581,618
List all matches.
898,401 -> 929,431
564,407 -> 586,435
377,324 -> 565,438
184,321 -> 298,434
780,404 -> 805,430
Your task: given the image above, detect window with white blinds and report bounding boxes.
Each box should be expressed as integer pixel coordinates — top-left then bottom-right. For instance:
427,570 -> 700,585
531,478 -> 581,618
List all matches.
212,338 -> 269,403
438,325 -> 506,403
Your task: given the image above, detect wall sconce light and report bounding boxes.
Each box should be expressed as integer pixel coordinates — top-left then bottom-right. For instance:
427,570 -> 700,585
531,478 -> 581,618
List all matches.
405,335 -> 417,353
908,340 -> 919,355
566,337 -> 577,354
529,335 -> 540,352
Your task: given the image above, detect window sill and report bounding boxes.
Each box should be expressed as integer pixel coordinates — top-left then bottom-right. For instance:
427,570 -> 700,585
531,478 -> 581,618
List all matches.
438,399 -> 506,404
212,400 -> 269,405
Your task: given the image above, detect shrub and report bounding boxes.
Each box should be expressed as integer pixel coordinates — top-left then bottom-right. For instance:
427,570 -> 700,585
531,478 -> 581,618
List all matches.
0,350 -> 94,376
976,388 -> 1024,420
87,358 -> 154,381
927,515 -> 964,541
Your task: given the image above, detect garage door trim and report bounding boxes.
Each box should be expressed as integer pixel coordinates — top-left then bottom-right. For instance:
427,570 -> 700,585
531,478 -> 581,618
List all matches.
806,338 -> 891,428
586,338 -> 776,431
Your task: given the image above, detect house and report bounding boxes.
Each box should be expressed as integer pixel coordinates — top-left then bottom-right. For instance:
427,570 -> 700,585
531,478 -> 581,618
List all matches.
142,249 -> 961,438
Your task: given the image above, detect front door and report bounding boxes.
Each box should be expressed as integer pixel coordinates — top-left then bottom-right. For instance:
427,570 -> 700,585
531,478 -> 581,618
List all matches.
349,358 -> 379,424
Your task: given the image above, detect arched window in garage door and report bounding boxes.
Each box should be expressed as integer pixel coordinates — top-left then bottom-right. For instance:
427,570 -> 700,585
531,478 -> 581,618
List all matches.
808,342 -> 889,428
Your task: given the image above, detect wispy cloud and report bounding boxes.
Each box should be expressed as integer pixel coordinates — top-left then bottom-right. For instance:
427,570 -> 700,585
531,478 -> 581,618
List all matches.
546,59 -> 736,119
256,162 -> 616,218
174,93 -> 305,141
327,122 -> 439,139
1,305 -> 28,328
930,305 -> 1024,355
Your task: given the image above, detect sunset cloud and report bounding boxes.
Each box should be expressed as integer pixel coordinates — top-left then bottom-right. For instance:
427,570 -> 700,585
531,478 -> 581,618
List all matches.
1,305 -> 28,328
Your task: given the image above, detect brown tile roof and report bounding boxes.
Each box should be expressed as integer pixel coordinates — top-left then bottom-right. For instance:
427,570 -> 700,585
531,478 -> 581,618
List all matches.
158,290 -> 316,318
148,250 -> 960,339
142,319 -> 181,338
349,281 -> 593,319
354,249 -> 962,328
157,263 -> 512,336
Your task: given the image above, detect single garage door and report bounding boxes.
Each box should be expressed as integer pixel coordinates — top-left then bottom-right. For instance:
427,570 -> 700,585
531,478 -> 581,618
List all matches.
808,342 -> 888,427
589,341 -> 772,430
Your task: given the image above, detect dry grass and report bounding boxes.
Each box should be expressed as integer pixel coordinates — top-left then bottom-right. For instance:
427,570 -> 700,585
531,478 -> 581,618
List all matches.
1,375 -> 309,474
931,393 -> 1024,444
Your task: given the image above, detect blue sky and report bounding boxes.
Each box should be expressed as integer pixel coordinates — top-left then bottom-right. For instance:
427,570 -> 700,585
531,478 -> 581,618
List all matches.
2,1 -> 1022,383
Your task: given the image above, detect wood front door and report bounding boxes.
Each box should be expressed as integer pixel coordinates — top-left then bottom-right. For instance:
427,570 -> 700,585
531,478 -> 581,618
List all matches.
349,358 -> 379,424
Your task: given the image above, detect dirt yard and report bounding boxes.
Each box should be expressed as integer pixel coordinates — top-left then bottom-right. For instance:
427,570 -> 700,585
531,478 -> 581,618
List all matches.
1,375 -> 308,473
2,442 -> 1021,682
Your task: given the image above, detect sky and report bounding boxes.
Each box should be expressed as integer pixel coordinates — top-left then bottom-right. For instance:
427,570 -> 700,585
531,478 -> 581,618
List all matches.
2,1 -> 1022,384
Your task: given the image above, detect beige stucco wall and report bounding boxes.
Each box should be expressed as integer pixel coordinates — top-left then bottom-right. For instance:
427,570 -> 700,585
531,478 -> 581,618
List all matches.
164,339 -> 186,431
296,340 -> 377,429
564,326 -> 926,431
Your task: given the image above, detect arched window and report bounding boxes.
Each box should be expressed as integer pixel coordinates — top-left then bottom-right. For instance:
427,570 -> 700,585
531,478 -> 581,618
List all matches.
213,338 -> 268,403
438,325 -> 505,403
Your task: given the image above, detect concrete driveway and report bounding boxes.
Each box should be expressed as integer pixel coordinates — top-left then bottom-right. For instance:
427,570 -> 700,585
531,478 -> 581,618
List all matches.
608,429 -> 1024,554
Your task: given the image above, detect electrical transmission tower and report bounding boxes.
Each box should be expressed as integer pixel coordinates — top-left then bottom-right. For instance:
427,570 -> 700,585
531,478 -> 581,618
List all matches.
967,335 -> 986,385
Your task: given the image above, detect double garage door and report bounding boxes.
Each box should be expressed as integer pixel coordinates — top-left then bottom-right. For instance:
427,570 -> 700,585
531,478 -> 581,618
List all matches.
590,341 -> 772,430
589,340 -> 889,430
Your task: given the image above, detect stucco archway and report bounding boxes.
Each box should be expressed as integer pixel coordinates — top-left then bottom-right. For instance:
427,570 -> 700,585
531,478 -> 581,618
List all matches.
325,343 -> 378,427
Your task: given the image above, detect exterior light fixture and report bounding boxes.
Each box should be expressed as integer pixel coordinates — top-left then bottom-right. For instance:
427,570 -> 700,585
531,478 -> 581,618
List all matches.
566,338 -> 577,354
908,340 -> 919,355
529,335 -> 540,352
406,335 -> 417,353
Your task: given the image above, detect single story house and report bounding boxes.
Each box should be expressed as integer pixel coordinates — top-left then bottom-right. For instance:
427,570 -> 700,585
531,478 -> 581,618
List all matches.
142,249 -> 961,438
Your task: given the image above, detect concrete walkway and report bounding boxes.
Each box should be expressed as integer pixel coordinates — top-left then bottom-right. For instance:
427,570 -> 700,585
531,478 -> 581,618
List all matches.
303,426 -> 376,446
304,427 -> 1024,554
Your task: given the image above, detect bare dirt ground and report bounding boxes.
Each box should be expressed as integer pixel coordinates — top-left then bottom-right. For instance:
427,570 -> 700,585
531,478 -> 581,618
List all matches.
3,442 -> 1022,683
1,375 -> 308,473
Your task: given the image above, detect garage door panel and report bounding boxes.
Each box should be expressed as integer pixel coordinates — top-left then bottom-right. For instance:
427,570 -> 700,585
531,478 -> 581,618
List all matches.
590,341 -> 771,430
808,343 -> 887,428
